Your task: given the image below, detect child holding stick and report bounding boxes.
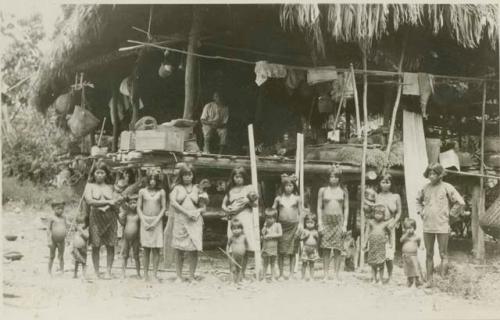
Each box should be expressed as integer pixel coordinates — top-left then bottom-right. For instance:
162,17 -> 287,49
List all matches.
227,219 -> 249,283
261,209 -> 282,281
400,218 -> 423,287
299,213 -> 320,281
48,200 -> 67,275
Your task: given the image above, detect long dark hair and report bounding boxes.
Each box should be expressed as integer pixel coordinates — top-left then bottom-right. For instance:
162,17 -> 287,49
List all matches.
277,176 -> 299,196
88,161 -> 112,184
177,164 -> 196,186
226,166 -> 249,196
147,174 -> 162,190
378,173 -> 395,193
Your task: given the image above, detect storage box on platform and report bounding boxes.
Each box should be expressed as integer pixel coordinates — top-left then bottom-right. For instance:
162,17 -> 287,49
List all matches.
157,124 -> 194,139
119,131 -> 136,151
135,130 -> 184,152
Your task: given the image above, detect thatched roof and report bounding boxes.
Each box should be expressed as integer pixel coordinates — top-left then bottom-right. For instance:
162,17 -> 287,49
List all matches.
30,4 -> 314,113
280,4 -> 498,54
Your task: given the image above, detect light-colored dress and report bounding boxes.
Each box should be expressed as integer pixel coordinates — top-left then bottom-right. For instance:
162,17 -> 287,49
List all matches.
319,186 -> 346,251
227,185 -> 257,252
376,192 -> 399,261
171,185 -> 204,251
139,189 -> 164,248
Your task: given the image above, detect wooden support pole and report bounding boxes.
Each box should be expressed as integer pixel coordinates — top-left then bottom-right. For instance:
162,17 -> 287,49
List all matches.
183,7 -> 203,120
299,134 -> 305,207
350,63 -> 361,138
111,82 -> 120,152
248,124 -> 262,279
475,82 -> 487,261
385,35 -> 407,161
359,50 -> 369,268
332,71 -> 352,132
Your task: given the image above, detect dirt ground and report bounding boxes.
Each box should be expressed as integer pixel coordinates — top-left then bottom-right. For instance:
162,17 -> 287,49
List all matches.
3,202 -> 500,320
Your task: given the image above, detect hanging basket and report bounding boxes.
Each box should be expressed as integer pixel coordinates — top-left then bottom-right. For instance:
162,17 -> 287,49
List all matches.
67,106 -> 100,138
52,91 -> 77,115
480,194 -> 500,239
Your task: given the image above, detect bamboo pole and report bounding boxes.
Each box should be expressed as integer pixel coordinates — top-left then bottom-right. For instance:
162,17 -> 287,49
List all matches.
476,82 -> 487,261
248,124 -> 262,279
359,50 -> 369,268
350,63 -> 361,138
299,134 -> 305,207
183,7 -> 202,120
385,36 -> 407,161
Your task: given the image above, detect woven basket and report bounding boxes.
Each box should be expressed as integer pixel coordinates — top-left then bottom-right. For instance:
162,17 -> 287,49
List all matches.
67,106 -> 100,138
480,194 -> 500,239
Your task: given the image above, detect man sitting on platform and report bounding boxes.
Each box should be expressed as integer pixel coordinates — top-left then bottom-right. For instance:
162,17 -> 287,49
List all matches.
200,91 -> 229,154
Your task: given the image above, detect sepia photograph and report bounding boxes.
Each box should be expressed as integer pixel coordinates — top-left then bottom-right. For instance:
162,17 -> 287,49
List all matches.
1,1 -> 499,319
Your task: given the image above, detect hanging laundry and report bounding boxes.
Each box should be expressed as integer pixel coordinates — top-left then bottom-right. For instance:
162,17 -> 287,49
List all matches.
285,68 -> 306,90
418,73 -> 434,119
254,61 -> 287,86
402,72 -> 420,96
307,67 -> 338,85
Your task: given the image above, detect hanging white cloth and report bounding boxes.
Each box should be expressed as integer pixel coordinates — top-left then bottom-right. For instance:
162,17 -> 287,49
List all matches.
402,73 -> 420,96
254,61 -> 287,86
306,67 -> 338,85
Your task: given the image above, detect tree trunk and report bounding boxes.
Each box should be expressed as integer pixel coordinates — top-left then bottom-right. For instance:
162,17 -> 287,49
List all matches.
183,7 -> 203,120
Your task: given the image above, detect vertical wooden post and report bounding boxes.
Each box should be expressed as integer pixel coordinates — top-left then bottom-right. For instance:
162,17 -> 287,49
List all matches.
475,82 -> 487,261
111,81 -> 120,152
299,134 -> 305,207
248,124 -> 262,278
359,50 -> 369,268
183,7 -> 203,120
385,35 -> 407,160
350,63 -> 361,138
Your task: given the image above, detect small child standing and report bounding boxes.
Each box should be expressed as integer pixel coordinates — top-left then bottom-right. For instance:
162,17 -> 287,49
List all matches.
119,194 -> 141,279
261,209 -> 282,281
47,200 -> 67,275
365,204 -> 394,284
299,213 -> 320,280
72,222 -> 89,279
227,219 -> 248,283
400,218 -> 423,287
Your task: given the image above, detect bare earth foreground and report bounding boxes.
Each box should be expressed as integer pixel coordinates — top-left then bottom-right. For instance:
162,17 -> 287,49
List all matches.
3,203 -> 500,320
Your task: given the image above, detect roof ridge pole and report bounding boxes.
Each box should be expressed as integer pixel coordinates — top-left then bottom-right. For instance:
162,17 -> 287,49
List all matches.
183,7 -> 203,120
384,31 -> 407,165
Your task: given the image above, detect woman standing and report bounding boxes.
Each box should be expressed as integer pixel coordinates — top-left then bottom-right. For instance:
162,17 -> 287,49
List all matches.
137,174 -> 166,282
170,165 -> 207,282
317,166 -> 349,281
222,167 -> 258,279
376,173 -> 402,283
84,162 -> 121,279
272,173 -> 302,280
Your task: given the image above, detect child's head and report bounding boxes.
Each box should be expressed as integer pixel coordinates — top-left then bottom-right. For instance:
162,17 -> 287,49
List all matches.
227,167 -> 249,192
404,218 -> 417,234
423,163 -> 444,184
127,194 -> 139,211
373,204 -> 387,222
327,165 -> 342,186
51,200 -> 65,216
379,173 -> 393,192
365,186 -> 377,203
304,213 -> 316,230
264,208 -> 277,224
279,173 -> 299,195
230,219 -> 244,236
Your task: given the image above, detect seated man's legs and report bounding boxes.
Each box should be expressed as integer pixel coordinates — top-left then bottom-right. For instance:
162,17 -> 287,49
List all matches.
217,128 -> 228,154
202,125 -> 215,153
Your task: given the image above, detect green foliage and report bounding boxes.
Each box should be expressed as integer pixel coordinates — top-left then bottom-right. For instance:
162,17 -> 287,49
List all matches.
2,106 -> 71,184
2,177 -> 77,208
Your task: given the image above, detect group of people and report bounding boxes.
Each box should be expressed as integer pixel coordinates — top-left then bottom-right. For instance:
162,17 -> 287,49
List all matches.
47,160 -> 464,288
